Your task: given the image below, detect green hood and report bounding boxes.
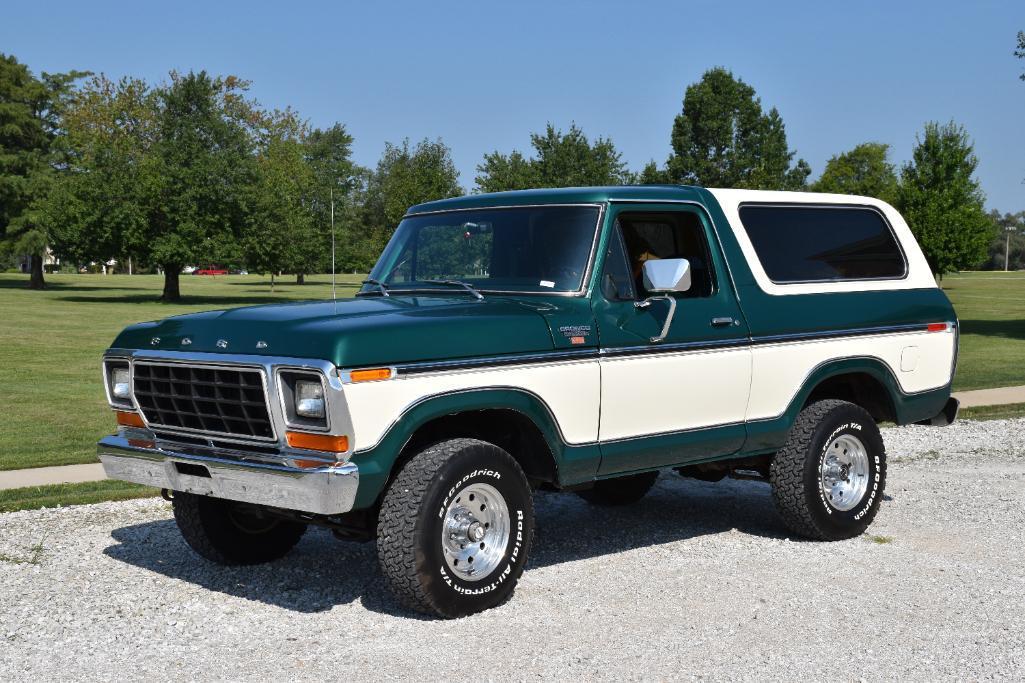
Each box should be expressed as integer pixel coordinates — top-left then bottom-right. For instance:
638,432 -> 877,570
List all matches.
110,295 -> 578,367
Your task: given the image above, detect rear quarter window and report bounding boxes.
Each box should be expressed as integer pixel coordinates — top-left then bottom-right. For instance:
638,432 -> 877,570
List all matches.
737,205 -> 906,283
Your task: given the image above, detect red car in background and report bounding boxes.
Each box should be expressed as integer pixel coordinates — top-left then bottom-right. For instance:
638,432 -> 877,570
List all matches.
193,265 -> 228,276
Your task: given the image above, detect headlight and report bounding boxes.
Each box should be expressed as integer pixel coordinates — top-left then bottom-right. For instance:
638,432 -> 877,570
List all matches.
295,380 -> 326,419
104,360 -> 133,408
111,368 -> 131,400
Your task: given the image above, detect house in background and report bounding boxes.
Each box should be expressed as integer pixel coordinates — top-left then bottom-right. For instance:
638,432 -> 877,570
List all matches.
15,248 -> 60,273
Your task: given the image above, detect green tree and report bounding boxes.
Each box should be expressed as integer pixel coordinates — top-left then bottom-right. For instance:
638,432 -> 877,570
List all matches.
150,72 -> 260,300
357,138 -> 461,269
982,210 -> 1025,270
0,54 -> 85,288
45,75 -> 159,274
475,123 -> 629,192
666,67 -> 810,190
896,122 -> 995,276
304,123 -> 359,283
812,142 -> 899,203
1016,31 -> 1024,80
245,110 -> 318,288
475,150 -> 538,193
635,160 -> 671,185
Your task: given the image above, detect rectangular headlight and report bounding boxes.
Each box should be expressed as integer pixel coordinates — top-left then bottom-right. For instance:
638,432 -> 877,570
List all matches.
104,360 -> 133,408
295,380 -> 326,419
111,367 -> 130,399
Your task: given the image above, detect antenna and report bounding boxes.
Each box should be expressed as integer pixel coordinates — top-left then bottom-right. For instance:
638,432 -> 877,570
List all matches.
330,188 -> 336,301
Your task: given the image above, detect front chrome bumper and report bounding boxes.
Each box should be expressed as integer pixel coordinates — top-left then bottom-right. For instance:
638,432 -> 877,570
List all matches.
98,435 -> 359,515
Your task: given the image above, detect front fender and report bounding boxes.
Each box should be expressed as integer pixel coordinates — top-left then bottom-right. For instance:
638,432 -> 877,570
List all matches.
347,387 -> 598,509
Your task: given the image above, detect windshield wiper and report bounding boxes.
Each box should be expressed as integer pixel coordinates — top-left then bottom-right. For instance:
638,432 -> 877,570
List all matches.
360,278 -> 390,297
422,279 -> 485,301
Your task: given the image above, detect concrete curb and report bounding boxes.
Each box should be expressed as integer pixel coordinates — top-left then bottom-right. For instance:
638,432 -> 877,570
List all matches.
0,463 -> 107,491
952,385 -> 1025,408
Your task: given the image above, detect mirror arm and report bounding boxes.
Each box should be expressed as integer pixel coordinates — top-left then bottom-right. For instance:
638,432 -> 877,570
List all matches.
634,294 -> 676,343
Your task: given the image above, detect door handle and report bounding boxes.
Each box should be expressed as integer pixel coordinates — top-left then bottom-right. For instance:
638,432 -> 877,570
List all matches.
711,317 -> 736,327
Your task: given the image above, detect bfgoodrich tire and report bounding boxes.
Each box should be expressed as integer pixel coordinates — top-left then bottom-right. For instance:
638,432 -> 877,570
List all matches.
172,492 -> 307,565
769,400 -> 887,541
576,471 -> 659,506
376,438 -> 535,618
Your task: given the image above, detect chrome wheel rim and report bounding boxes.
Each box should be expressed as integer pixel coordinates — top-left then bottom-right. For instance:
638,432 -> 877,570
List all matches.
441,482 -> 510,582
820,434 -> 871,512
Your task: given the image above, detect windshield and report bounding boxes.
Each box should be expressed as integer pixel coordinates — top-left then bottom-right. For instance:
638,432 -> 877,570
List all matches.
362,205 -> 601,295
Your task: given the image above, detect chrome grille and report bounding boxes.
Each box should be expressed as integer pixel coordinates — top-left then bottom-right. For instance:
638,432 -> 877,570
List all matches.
132,362 -> 275,441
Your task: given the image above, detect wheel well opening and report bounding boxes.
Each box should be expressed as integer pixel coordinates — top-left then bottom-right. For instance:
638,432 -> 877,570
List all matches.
393,409 -> 559,488
804,372 -> 896,423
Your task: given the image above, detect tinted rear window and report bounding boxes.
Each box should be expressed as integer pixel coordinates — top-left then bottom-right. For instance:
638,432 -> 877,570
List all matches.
738,205 -> 906,283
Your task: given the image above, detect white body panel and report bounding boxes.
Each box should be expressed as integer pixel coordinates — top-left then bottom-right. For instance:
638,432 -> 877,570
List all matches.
598,347 -> 751,441
707,189 -> 937,296
344,360 -> 601,452
746,328 -> 956,421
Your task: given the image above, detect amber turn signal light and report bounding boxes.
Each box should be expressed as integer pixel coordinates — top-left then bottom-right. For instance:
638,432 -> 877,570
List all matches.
349,367 -> 392,382
286,431 -> 349,453
115,411 -> 146,428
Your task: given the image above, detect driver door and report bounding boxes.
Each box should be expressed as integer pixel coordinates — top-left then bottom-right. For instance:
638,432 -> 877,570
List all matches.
594,204 -> 752,475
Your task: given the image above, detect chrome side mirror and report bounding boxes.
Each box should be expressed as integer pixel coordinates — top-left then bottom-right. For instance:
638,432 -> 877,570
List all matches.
642,258 -> 691,293
635,258 -> 691,343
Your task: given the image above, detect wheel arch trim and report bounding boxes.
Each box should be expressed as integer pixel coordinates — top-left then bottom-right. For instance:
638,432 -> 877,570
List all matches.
349,387 -> 576,508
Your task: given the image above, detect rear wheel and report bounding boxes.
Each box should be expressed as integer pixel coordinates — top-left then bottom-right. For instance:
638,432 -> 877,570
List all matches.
770,400 -> 887,540
377,438 -> 535,618
576,471 -> 659,506
172,492 -> 307,565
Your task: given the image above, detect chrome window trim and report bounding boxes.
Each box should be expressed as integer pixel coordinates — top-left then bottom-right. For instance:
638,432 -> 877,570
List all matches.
362,203 -> 606,298
735,202 -> 910,285
607,198 -> 743,307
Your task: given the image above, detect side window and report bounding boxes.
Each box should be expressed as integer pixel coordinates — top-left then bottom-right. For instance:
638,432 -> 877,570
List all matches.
617,211 -> 716,299
600,224 -> 635,301
738,205 -> 906,283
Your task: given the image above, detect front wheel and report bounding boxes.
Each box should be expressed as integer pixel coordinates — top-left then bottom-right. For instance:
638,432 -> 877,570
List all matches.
377,438 -> 535,618
172,492 -> 307,565
770,400 -> 887,540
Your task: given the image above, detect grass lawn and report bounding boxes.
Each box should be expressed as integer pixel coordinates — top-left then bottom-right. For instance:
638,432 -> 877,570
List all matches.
941,272 -> 1025,391
0,480 -> 158,514
958,402 -> 1025,421
0,269 -> 1021,474
0,272 -> 363,471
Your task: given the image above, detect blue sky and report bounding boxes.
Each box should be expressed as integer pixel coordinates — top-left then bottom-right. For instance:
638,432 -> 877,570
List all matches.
4,1 -> 1023,210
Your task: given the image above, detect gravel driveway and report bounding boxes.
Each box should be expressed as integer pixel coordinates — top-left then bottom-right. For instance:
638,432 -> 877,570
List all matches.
2,419 -> 1024,681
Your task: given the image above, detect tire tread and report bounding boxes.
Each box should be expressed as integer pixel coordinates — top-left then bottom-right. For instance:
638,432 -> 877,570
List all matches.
377,438 -> 533,617
769,399 -> 882,540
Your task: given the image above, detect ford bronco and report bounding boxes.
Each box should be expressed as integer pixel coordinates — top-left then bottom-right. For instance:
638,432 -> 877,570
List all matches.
98,186 -> 959,617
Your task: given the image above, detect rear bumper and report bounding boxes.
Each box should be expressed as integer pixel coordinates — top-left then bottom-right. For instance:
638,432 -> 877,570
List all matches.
915,397 -> 960,427
98,435 -> 358,515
